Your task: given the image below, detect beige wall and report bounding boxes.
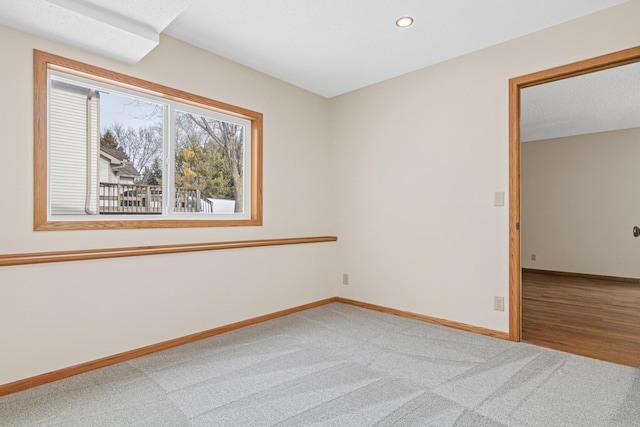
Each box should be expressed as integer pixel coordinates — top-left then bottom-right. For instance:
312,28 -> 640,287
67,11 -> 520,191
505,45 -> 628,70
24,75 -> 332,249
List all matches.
0,27 -> 337,385
2,0 -> 640,387
330,0 -> 640,331
522,128 -> 640,278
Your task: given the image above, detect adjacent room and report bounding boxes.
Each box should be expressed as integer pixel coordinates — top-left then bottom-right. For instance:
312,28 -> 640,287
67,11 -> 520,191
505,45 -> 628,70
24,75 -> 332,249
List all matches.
0,0 -> 639,425
520,64 -> 640,366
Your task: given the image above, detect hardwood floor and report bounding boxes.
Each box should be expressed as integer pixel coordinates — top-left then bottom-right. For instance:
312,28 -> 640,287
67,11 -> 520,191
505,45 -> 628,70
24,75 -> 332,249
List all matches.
522,270 -> 640,368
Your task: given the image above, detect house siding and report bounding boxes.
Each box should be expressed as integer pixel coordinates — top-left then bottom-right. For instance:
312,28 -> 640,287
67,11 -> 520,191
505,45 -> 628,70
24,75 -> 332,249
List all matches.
49,83 -> 99,215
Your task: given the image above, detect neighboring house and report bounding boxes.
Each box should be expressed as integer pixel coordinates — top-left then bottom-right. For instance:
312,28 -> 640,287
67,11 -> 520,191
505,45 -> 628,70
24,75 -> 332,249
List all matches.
99,146 -> 141,185
98,147 -> 156,213
49,79 -> 100,215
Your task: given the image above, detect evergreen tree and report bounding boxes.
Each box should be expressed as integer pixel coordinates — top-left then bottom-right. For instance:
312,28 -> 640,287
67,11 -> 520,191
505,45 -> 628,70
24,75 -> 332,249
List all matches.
100,129 -> 119,149
141,157 -> 163,186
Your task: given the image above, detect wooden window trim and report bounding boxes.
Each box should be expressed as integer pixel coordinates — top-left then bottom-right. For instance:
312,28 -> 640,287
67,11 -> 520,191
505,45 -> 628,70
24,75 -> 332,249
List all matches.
34,50 -> 263,230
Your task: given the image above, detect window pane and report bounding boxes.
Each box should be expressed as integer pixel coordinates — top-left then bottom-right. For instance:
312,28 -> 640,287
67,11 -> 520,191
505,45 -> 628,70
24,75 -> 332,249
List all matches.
174,111 -> 244,214
49,77 -> 164,217
37,52 -> 262,229
99,93 -> 164,215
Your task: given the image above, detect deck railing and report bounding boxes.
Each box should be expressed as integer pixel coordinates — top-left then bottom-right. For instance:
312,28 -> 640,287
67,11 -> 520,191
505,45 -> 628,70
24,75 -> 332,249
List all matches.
99,183 -> 213,214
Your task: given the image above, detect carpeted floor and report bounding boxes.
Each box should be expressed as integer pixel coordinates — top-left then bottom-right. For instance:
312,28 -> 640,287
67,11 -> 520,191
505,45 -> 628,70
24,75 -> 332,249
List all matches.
1,302 -> 639,426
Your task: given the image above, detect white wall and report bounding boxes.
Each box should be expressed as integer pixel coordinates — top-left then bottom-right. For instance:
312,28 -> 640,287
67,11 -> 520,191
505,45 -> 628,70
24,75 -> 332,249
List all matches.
330,0 -> 640,332
522,128 -> 640,278
0,26 -> 337,385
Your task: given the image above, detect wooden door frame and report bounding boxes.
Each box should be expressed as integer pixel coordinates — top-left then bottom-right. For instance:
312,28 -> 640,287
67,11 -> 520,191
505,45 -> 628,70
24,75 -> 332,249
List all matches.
508,45 -> 640,341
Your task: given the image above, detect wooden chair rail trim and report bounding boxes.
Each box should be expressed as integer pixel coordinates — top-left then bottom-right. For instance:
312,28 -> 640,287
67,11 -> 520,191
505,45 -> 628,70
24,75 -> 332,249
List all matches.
0,236 -> 338,267
522,268 -> 640,284
0,297 -> 509,397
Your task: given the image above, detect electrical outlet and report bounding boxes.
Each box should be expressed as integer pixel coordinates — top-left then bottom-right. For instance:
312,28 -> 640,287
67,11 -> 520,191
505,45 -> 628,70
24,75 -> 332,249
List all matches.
531,254 -> 537,261
342,273 -> 349,285
494,296 -> 505,311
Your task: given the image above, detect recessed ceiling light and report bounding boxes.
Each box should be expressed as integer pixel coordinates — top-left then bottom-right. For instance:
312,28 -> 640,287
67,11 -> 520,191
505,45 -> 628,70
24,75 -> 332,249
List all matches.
395,16 -> 414,28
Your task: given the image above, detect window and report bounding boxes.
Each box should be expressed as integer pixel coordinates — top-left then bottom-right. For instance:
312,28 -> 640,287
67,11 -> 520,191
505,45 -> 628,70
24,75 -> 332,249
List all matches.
34,50 -> 262,230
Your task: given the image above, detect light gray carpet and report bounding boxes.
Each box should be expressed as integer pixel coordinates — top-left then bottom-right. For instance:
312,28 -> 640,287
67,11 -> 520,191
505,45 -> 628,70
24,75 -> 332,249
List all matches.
1,302 -> 638,426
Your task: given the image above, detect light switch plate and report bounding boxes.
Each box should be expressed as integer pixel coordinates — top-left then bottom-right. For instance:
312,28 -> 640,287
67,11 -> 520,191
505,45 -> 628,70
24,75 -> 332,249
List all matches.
342,273 -> 349,285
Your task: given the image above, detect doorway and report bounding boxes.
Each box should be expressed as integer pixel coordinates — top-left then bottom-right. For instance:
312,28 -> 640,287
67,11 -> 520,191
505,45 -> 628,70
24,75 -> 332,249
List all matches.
508,45 -> 640,365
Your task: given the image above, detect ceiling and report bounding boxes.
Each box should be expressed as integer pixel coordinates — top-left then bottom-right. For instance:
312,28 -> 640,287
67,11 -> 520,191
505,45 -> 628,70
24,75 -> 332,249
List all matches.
0,0 -> 636,139
0,0 -> 629,97
0,0 -> 192,64
521,61 -> 640,142
163,0 -> 628,98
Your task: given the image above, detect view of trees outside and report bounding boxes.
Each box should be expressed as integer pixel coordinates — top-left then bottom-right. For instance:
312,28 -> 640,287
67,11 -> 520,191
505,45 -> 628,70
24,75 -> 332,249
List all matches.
100,123 -> 163,184
175,111 -> 244,212
99,93 -> 243,212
